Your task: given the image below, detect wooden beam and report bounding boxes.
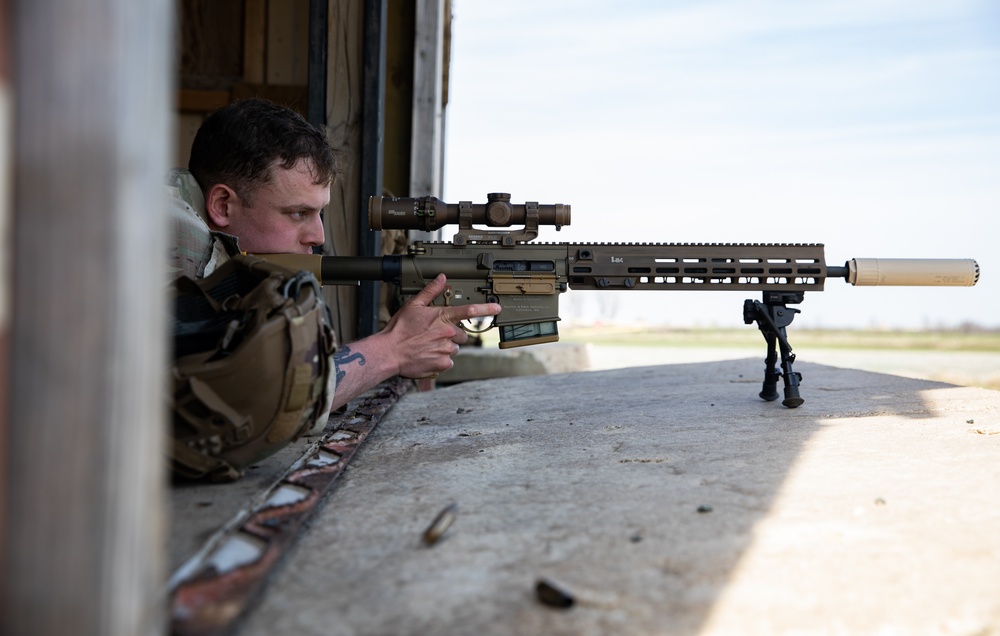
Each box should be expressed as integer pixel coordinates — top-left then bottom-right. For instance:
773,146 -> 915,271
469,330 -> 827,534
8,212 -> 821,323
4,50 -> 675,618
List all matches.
177,88 -> 231,112
232,81 -> 308,114
266,0 -> 309,85
244,0 -> 267,83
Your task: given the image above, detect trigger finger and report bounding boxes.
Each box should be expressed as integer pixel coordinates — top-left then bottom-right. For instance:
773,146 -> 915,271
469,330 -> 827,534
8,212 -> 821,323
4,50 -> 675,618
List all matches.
451,327 -> 469,345
445,302 -> 496,324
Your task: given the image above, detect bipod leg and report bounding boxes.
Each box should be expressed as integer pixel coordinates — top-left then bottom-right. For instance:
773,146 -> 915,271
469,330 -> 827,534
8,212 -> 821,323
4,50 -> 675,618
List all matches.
774,323 -> 803,408
743,291 -> 805,408
759,331 -> 781,402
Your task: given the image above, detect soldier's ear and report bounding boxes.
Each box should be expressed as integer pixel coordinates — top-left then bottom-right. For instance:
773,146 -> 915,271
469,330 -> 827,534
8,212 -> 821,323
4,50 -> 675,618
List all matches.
204,184 -> 239,229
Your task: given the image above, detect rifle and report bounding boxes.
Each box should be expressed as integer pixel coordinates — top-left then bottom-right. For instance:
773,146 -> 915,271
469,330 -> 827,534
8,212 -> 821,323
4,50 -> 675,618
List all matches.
259,194 -> 980,408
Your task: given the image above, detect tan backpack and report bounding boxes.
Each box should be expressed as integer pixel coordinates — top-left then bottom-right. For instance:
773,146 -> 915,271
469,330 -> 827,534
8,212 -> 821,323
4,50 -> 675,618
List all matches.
170,254 -> 336,482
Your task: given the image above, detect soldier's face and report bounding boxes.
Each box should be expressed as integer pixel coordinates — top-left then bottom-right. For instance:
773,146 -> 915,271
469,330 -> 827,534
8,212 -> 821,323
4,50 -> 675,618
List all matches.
229,159 -> 330,254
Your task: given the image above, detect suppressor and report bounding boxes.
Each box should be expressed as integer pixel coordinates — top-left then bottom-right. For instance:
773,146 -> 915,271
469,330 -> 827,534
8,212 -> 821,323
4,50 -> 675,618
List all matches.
827,258 -> 979,287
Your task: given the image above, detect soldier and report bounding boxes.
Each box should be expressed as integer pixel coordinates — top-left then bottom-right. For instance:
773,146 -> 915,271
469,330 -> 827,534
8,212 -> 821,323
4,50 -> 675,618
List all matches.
170,97 -> 500,413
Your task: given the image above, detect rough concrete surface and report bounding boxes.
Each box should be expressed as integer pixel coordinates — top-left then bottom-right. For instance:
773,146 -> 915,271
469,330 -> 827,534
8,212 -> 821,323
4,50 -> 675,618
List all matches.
232,360 -> 1000,636
439,342 -> 591,384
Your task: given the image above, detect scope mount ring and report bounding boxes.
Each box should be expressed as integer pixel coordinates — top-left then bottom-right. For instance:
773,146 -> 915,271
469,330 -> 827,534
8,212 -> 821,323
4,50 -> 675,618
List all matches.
452,200 -> 540,245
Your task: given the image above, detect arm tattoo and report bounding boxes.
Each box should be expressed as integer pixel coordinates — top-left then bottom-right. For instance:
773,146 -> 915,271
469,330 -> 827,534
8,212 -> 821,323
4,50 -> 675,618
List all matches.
333,345 -> 366,385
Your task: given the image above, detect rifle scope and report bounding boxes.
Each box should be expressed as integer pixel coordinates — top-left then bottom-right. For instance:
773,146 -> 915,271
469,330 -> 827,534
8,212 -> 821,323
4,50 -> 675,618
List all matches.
369,194 -> 571,232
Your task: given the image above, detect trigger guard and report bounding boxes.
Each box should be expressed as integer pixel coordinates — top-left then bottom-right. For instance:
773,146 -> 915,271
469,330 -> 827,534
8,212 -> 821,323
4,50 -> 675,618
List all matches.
460,316 -> 496,334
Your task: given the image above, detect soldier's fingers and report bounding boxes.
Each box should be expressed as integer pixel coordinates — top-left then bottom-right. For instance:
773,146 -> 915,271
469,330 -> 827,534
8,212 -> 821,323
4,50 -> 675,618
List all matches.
440,302 -> 501,324
409,274 -> 448,307
451,328 -> 469,346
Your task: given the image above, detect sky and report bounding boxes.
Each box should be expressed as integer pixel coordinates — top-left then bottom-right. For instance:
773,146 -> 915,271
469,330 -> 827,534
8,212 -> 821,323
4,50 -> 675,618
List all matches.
442,0 -> 1000,330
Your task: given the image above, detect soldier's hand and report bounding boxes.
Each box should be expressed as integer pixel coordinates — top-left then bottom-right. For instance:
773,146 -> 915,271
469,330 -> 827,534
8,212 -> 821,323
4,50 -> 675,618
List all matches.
383,274 -> 501,379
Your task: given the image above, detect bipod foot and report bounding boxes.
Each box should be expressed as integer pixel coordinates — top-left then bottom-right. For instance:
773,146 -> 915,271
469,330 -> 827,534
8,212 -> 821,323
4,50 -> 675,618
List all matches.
743,291 -> 805,408
758,346 -> 781,402
782,384 -> 804,409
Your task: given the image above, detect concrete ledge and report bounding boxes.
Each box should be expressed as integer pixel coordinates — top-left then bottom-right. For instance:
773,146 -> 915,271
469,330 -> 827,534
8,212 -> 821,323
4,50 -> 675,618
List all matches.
438,342 -> 591,384
238,360 -> 1000,636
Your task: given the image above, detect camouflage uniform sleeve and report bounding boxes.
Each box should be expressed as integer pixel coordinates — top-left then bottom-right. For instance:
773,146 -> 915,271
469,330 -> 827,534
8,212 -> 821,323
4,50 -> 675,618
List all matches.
166,168 -> 231,282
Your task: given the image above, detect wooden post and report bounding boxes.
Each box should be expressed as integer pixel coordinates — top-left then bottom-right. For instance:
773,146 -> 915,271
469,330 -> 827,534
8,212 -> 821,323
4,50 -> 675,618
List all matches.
0,0 -> 10,594
307,0 -> 329,128
1,0 -> 171,634
410,0 -> 445,198
358,0 -> 387,338
325,0 -> 365,344
383,0 -> 415,198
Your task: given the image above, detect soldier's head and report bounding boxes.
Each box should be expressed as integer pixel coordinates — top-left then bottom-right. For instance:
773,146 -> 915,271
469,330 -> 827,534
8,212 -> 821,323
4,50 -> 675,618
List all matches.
189,98 -> 340,254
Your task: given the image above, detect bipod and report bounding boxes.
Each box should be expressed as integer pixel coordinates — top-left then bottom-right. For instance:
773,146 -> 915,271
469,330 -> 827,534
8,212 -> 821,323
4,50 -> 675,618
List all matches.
743,291 -> 805,408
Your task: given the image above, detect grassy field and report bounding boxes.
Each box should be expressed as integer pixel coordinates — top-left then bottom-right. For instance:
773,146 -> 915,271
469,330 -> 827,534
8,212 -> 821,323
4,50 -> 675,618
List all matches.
556,325 -> 1000,352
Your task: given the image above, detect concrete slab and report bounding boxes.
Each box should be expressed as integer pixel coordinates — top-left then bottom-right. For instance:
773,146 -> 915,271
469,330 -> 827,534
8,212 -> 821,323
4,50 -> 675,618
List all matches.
438,342 -> 591,384
166,343 -> 591,574
232,360 -> 1000,635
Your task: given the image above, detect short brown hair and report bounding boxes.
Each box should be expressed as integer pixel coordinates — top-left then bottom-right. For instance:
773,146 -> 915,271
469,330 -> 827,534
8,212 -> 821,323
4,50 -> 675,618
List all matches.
189,98 -> 339,206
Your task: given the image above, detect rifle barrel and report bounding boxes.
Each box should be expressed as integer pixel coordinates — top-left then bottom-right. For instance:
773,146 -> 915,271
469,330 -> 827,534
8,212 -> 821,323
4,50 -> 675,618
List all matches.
248,253 -> 386,285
